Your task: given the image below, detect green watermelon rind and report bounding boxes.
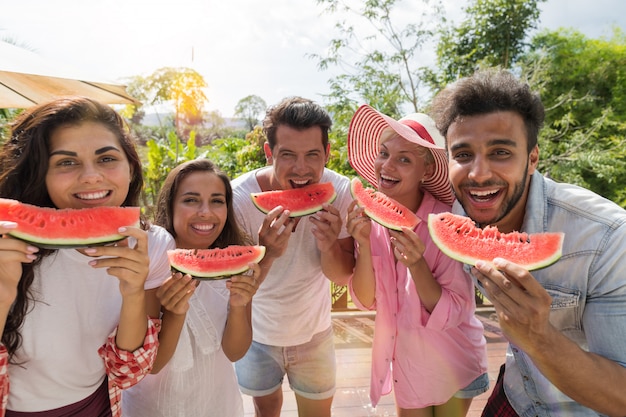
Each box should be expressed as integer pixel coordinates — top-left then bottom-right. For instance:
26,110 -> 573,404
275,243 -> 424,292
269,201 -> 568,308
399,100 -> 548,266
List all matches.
168,245 -> 266,280
350,177 -> 420,231
0,199 -> 140,249
427,212 -> 564,271
250,183 -> 337,218
5,232 -> 127,249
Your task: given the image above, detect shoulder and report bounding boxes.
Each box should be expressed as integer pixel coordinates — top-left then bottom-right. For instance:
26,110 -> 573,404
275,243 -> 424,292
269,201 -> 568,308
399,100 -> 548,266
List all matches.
231,169 -> 258,189
147,224 -> 176,250
322,169 -> 351,192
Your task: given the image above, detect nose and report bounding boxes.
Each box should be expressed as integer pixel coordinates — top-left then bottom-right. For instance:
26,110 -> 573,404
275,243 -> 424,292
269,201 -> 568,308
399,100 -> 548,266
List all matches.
198,202 -> 211,217
79,163 -> 104,184
467,155 -> 491,183
293,155 -> 308,174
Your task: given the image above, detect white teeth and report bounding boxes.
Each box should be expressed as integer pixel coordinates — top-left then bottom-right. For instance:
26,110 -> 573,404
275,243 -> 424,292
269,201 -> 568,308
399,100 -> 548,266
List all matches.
193,224 -> 215,231
471,190 -> 498,197
76,191 -> 108,200
292,179 -> 309,185
380,174 -> 399,182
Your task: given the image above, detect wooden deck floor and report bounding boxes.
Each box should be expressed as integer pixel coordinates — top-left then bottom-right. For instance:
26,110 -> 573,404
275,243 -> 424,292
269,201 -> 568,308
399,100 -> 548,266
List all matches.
244,308 -> 507,416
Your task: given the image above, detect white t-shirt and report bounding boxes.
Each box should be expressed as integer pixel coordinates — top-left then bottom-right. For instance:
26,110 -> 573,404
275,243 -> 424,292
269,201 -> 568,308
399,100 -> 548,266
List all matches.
8,225 -> 175,412
122,280 -> 244,417
231,168 -> 352,346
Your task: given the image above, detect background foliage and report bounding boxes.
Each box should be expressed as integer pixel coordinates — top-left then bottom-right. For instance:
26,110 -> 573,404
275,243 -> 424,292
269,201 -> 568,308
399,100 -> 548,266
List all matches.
3,0 -> 626,308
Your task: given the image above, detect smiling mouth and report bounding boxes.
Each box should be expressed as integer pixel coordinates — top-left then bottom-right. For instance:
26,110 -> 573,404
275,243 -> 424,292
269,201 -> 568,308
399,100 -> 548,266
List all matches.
290,179 -> 311,188
75,190 -> 110,200
379,174 -> 399,186
192,224 -> 215,232
469,189 -> 500,202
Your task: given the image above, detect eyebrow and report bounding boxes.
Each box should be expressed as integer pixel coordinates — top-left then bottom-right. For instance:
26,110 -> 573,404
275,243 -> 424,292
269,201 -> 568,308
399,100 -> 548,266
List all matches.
450,138 -> 518,152
49,146 -> 122,157
181,191 -> 226,198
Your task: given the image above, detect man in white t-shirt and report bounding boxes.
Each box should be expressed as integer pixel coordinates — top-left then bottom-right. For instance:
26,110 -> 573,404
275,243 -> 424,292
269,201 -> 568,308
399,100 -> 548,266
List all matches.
232,96 -> 354,417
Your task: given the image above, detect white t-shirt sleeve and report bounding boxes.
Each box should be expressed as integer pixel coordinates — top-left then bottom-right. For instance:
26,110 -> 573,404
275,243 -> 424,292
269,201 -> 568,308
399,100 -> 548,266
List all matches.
145,224 -> 176,290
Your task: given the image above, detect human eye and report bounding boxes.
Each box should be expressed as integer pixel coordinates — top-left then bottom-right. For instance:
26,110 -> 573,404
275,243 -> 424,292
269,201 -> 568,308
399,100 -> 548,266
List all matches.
99,153 -> 121,164
211,197 -> 226,205
182,196 -> 199,204
491,149 -> 512,159
51,157 -> 78,168
452,151 -> 472,162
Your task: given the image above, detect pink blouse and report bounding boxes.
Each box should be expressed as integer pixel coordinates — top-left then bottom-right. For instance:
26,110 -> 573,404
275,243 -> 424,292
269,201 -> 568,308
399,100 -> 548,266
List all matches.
349,192 -> 488,408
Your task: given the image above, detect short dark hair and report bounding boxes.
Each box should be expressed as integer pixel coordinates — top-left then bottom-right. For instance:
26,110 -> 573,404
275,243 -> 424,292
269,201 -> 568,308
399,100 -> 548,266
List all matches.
263,96 -> 332,150
430,69 -> 545,152
154,158 -> 250,248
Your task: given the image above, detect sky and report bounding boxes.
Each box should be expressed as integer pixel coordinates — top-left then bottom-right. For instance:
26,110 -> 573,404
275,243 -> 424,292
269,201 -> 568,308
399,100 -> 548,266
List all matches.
1,0 -> 625,117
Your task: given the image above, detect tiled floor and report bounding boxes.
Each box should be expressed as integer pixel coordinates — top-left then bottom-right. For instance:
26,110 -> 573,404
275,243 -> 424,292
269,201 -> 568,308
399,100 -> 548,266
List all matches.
243,307 -> 507,416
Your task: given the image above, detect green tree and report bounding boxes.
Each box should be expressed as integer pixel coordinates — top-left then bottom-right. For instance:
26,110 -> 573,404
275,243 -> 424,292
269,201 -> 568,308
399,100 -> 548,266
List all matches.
314,0 -> 444,116
520,28 -> 626,205
123,67 -> 208,135
234,95 -> 267,131
141,130 -> 207,217
428,0 -> 545,89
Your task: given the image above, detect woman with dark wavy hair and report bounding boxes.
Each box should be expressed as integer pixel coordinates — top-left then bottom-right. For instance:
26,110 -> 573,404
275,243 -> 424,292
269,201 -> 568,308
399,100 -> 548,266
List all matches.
0,96 -> 174,416
123,158 -> 262,416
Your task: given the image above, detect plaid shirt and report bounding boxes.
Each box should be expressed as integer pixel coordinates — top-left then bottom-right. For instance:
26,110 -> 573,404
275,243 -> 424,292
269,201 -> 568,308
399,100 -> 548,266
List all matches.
0,317 -> 160,417
481,365 -> 519,417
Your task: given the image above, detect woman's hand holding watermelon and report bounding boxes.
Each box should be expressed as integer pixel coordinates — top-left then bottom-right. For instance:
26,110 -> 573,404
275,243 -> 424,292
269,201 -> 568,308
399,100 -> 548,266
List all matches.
226,263 -> 261,308
0,221 -> 39,334
83,226 -> 150,296
389,228 -> 426,269
156,272 -> 198,316
346,200 -> 372,247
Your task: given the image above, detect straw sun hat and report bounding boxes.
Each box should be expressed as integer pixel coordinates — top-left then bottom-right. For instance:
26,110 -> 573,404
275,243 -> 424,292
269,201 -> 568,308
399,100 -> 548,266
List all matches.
347,104 -> 454,206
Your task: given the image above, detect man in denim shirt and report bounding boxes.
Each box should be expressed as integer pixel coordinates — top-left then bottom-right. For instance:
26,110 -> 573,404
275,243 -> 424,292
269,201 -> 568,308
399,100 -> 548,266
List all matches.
430,68 -> 626,417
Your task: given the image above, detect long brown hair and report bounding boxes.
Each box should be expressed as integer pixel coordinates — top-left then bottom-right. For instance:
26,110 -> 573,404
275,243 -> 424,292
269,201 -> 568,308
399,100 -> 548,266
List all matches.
0,96 -> 144,359
154,158 -> 250,248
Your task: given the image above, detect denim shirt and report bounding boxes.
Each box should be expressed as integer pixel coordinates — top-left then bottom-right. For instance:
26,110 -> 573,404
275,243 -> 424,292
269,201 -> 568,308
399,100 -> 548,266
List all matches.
457,171 -> 626,417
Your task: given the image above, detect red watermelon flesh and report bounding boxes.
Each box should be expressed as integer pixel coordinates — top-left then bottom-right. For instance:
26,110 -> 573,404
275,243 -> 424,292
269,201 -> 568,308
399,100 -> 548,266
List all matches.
350,177 -> 420,231
167,245 -> 266,279
250,182 -> 337,217
428,212 -> 564,270
0,198 -> 140,248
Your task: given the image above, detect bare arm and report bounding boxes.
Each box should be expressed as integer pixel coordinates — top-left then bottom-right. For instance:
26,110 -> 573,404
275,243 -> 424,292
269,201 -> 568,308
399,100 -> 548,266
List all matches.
85,226 -> 151,352
345,201 -> 375,307
475,258 -> 626,416
222,263 -> 261,361
0,222 -> 38,337
150,273 -> 197,373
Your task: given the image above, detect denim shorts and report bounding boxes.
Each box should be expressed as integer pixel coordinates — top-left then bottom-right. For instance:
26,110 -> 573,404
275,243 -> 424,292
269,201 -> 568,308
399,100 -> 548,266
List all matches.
454,372 -> 490,399
235,326 -> 336,400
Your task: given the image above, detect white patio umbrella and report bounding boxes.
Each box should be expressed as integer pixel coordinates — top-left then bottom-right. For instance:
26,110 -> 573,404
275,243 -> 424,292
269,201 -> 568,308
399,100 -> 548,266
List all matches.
0,41 -> 140,108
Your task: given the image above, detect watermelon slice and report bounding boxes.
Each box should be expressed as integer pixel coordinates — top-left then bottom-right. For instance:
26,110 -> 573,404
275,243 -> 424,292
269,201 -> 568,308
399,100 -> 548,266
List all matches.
428,212 -> 564,270
350,177 -> 420,231
0,198 -> 140,249
167,245 -> 266,280
250,182 -> 337,217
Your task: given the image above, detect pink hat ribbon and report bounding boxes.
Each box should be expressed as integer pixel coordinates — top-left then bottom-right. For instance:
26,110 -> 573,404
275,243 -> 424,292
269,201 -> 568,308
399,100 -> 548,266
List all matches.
400,119 -> 435,145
